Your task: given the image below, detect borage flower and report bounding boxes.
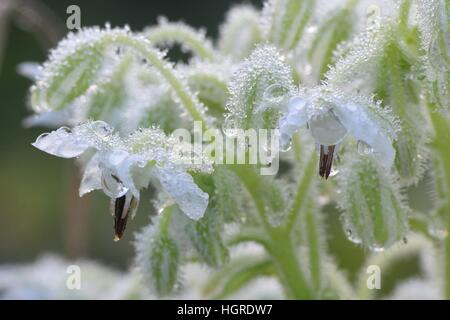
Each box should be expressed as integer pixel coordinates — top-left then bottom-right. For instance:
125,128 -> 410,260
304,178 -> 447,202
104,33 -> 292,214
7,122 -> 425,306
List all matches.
278,87 -> 399,178
32,120 -> 211,240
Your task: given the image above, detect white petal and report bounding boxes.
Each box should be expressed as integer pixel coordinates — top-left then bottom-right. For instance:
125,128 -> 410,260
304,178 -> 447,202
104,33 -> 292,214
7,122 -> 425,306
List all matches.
32,127 -> 89,158
99,150 -> 144,198
278,97 -> 310,149
17,62 -> 42,80
154,166 -> 209,220
79,154 -> 102,197
334,102 -> 395,167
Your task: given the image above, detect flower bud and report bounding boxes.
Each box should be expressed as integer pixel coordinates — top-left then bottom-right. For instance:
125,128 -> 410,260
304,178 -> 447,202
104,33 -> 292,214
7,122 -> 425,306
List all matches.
337,153 -> 409,251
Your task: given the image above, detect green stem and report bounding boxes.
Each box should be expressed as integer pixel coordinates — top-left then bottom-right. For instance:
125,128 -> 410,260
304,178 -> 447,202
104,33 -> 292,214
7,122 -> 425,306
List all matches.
145,24 -> 215,61
267,229 -> 313,299
304,200 -> 322,292
226,227 -> 270,248
285,152 -> 317,231
159,205 -> 174,235
110,34 -> 208,126
428,107 -> 450,299
398,0 -> 412,29
230,165 -> 314,299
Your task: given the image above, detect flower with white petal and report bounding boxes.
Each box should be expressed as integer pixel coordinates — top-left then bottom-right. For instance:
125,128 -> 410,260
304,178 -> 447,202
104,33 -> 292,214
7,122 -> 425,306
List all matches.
32,120 -> 211,240
278,87 -> 399,178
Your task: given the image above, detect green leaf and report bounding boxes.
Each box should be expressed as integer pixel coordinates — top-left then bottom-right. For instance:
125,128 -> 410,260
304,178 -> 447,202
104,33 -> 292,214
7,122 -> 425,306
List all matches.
31,37 -> 105,112
175,172 -> 229,267
174,206 -> 229,268
30,27 -> 210,127
337,153 -> 409,251
135,208 -> 179,296
415,0 -> 450,111
212,165 -> 242,222
225,44 -> 294,131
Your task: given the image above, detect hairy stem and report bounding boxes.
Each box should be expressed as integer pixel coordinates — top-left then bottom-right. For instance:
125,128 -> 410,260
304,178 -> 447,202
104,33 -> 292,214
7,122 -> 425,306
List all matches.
230,165 -> 314,299
428,107 -> 450,299
285,152 -> 317,231
108,34 -> 208,126
145,24 -> 215,61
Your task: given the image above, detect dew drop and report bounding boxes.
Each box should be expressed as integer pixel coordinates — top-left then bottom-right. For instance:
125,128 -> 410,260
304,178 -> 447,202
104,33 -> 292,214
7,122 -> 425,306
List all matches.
101,170 -> 129,198
310,110 -> 347,146
280,134 -> 292,152
345,228 -> 362,244
263,84 -> 289,105
357,140 -> 374,155
222,115 -> 240,138
91,121 -> 113,137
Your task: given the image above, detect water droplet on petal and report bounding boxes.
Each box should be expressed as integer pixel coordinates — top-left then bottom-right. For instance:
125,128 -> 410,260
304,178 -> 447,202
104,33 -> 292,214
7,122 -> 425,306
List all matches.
91,121 -> 113,137
357,140 -> 374,155
280,134 -> 292,152
310,110 -> 347,146
222,114 -> 240,138
263,84 -> 289,104
101,169 -> 129,198
32,126 -> 89,158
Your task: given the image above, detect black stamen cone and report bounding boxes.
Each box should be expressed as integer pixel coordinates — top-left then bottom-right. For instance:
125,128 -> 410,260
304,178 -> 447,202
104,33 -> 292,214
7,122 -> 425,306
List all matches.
113,195 -> 129,241
319,145 -> 336,179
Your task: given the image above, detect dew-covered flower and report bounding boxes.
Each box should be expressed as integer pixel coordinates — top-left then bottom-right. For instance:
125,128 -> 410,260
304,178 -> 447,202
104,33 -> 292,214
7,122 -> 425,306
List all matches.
32,120 -> 211,240
278,87 -> 398,178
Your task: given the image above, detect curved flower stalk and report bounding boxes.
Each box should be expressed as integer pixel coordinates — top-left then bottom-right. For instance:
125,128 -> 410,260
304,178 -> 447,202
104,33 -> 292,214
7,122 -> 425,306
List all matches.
278,87 -> 399,178
28,25 -> 210,129
179,60 -> 234,122
32,120 -> 211,240
144,18 -> 216,61
218,5 -> 263,61
294,0 -> 356,85
262,0 -> 315,50
224,44 -> 295,133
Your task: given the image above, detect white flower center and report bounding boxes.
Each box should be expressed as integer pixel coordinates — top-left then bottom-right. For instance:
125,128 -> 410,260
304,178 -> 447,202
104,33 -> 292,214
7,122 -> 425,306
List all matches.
310,110 -> 347,146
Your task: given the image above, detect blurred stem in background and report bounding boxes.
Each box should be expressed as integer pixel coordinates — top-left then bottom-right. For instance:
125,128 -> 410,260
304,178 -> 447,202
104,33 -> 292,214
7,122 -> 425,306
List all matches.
65,165 -> 90,257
